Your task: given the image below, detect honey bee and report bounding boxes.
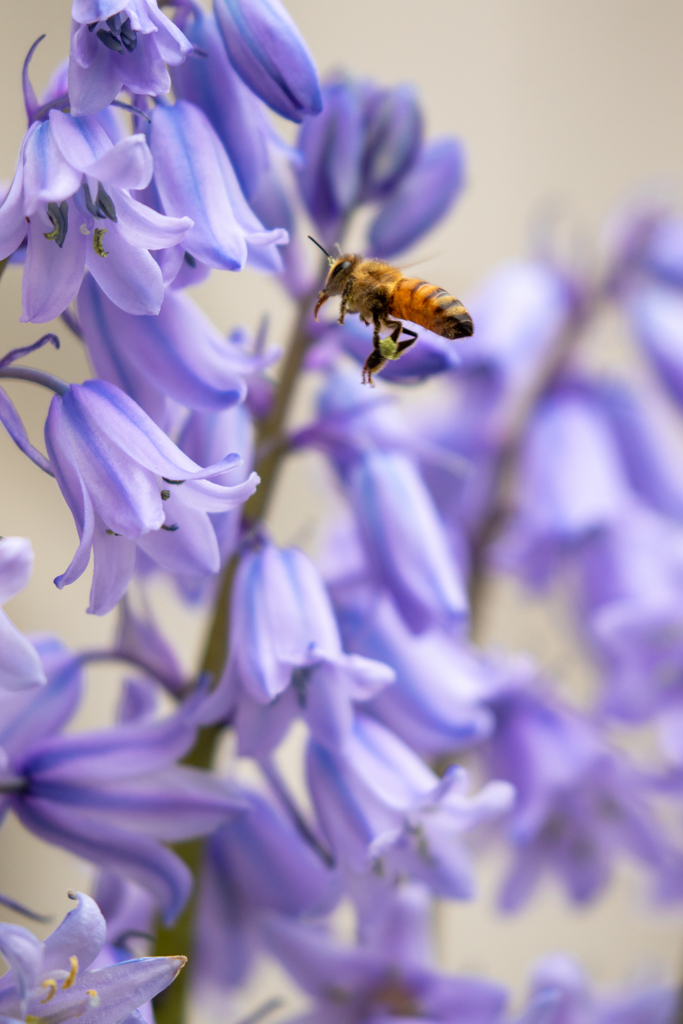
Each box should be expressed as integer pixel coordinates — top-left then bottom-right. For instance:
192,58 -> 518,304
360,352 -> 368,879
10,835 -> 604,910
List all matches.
310,237 -> 473,384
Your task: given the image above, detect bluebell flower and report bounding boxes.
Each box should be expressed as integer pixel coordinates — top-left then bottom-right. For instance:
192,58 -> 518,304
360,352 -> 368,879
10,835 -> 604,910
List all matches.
261,889 -> 507,1024
194,787 -> 339,992
68,0 -> 193,117
345,448 -> 468,633
334,593 -> 494,758
308,712 -> 513,894
368,137 -> 465,258
0,891 -> 185,1024
458,260 -> 577,387
296,76 -> 365,242
486,681 -> 674,909
213,0 -> 322,122
0,639 -> 244,922
578,507 -> 683,721
359,82 -> 423,202
625,281 -> 683,409
516,955 -> 675,1024
44,380 -> 259,614
114,596 -> 185,696
171,3 -> 275,201
593,378 -> 683,522
78,275 -> 272,426
497,382 -> 631,588
0,110 -> 192,321
198,538 -> 394,755
149,100 -> 288,273
0,537 -> 46,690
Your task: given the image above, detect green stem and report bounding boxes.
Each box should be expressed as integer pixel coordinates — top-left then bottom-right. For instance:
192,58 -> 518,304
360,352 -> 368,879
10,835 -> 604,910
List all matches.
152,290 -> 318,1024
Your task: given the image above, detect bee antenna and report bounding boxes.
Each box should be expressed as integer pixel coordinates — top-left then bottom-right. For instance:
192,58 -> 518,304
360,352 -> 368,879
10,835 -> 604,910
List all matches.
308,235 -> 331,259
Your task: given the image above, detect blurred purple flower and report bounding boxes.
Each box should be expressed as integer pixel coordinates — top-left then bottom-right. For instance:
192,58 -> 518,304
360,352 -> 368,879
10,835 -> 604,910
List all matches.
0,537 -> 46,690
0,109 -> 192,321
516,955 -> 675,1024
335,592 -> 493,757
68,1 -> 192,117
359,82 -> 422,203
194,787 -> 338,991
308,712 -> 513,894
345,448 -> 468,632
261,886 -> 507,1024
297,76 -> 364,241
44,380 -> 259,614
149,100 -> 288,273
486,683 -> 674,909
0,641 -> 244,922
0,891 -> 185,1024
498,383 -> 631,588
368,137 -> 465,258
625,281 -> 683,409
578,508 -> 683,721
213,0 -> 322,122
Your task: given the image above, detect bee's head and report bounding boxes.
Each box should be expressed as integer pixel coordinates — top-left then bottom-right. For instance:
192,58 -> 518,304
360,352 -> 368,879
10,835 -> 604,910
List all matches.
322,253 -> 359,296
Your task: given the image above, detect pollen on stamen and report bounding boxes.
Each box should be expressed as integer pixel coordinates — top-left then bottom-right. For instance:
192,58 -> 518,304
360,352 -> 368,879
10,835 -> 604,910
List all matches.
62,956 -> 78,989
85,990 -> 100,1008
40,980 -> 58,1004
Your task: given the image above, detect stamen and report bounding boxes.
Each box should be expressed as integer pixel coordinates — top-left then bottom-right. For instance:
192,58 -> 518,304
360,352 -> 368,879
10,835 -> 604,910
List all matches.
62,955 -> 79,989
85,990 -> 99,1007
87,21 -> 98,31
92,228 -> 109,257
106,13 -> 122,32
162,478 -> 185,485
82,183 -> 100,218
119,18 -> 137,51
40,980 -> 58,1004
43,201 -> 68,248
96,29 -> 124,53
95,183 -> 117,222
105,529 -> 121,536
161,524 -> 179,531
183,251 -> 197,267
160,490 -> 171,500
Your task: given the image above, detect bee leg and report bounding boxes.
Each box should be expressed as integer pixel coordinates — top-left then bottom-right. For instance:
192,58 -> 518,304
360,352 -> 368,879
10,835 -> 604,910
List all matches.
362,348 -> 386,387
338,281 -> 353,325
395,328 -> 418,355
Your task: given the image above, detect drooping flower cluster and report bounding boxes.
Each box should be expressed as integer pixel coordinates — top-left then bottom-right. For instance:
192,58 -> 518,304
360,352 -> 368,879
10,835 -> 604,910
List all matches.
0,4 -> 680,1024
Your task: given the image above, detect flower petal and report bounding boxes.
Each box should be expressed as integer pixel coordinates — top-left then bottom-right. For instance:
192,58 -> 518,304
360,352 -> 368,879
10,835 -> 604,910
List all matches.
84,223 -> 165,316
23,120 -> 83,217
0,925 -> 43,1019
15,798 -> 192,924
21,204 -> 87,324
369,137 -> 465,258
214,0 -> 322,122
43,892 -> 105,974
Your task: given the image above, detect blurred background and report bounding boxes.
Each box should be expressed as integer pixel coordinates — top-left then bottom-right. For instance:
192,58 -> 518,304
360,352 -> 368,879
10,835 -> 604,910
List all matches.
1,0 -> 683,1011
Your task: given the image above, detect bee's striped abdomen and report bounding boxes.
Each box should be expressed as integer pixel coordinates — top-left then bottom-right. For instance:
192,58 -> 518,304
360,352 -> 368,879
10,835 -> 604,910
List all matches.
389,277 -> 473,340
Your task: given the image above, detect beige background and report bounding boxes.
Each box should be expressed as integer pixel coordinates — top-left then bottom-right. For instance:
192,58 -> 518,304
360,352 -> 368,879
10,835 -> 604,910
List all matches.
1,0 -> 683,1015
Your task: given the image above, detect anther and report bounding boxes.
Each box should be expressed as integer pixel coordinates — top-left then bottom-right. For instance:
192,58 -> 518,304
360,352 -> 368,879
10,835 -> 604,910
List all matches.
119,18 -> 137,51
62,956 -> 79,989
96,183 -> 117,222
162,478 -> 185,485
82,183 -> 100,218
40,980 -> 58,1004
105,529 -> 121,536
93,228 -> 109,257
160,490 -> 171,500
106,14 -> 122,32
183,252 -> 197,267
43,201 -> 68,248
161,524 -> 179,531
87,21 -> 98,31
97,29 -> 124,53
